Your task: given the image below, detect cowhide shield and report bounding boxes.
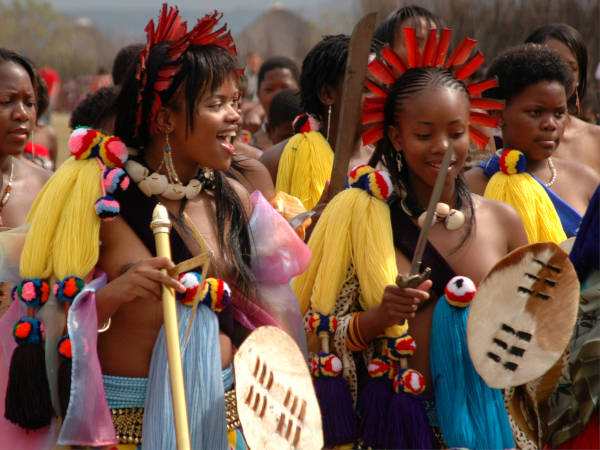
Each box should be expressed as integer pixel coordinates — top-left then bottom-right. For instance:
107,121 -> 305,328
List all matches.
467,242 -> 579,389
234,326 -> 323,449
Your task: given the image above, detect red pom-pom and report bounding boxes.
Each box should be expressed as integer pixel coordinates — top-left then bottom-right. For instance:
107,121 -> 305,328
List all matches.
444,276 -> 476,308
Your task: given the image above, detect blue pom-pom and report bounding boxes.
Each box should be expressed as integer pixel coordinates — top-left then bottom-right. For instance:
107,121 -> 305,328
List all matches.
95,195 -> 120,220
13,318 -> 45,345
102,167 -> 130,195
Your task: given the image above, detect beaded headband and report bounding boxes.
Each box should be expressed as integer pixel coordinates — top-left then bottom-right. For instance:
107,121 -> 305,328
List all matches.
135,4 -> 237,137
362,27 -> 502,149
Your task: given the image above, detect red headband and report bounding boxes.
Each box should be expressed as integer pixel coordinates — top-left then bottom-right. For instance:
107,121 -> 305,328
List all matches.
135,4 -> 237,137
362,28 -> 502,149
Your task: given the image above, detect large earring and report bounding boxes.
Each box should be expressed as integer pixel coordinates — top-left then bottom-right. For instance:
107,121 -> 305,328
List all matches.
326,104 -> 332,142
163,133 -> 181,184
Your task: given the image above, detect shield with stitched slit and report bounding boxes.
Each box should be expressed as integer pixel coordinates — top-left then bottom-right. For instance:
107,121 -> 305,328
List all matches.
234,326 -> 323,450
467,242 -> 579,389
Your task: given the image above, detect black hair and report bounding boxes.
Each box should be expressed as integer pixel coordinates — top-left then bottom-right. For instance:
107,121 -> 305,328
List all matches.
0,48 -> 38,109
373,5 -> 444,47
369,67 -> 474,249
112,43 -> 144,85
256,56 -> 299,90
525,24 -> 587,111
299,35 -> 349,122
268,88 -> 302,129
33,70 -> 49,120
113,43 -> 255,295
485,43 -> 574,105
69,86 -> 119,129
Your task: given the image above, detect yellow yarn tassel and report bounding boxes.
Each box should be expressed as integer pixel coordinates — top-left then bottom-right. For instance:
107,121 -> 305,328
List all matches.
275,131 -> 334,211
293,186 -> 407,338
21,157 -> 102,279
484,172 -> 567,244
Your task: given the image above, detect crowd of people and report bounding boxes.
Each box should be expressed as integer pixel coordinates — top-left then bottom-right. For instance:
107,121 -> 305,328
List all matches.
0,3 -> 597,449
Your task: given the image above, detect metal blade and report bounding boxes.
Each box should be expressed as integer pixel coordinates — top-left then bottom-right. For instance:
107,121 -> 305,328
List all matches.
288,210 -> 316,229
409,141 -> 455,276
328,12 -> 377,198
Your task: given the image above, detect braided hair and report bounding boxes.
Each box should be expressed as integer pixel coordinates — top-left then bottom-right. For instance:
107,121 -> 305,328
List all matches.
113,43 -> 256,295
370,66 -> 475,249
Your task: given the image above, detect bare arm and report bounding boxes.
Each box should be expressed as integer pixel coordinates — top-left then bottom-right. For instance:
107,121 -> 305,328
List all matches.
464,166 -> 489,196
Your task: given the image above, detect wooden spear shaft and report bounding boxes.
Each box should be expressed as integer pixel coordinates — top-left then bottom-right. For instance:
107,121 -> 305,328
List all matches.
151,203 -> 191,450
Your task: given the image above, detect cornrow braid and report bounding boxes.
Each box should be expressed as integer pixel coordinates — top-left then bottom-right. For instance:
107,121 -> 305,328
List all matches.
373,67 -> 475,251
373,5 -> 445,47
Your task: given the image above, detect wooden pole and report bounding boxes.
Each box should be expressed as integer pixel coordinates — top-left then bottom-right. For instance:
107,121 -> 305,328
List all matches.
151,203 -> 191,450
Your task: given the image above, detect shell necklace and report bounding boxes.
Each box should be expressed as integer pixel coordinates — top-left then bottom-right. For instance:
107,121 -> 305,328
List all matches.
124,159 -> 215,200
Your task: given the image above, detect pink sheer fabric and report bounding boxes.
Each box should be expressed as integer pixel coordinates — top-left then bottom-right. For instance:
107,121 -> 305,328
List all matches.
249,191 -> 311,356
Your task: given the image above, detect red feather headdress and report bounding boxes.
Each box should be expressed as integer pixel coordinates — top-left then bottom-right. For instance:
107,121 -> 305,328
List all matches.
135,4 -> 237,137
362,28 -> 502,149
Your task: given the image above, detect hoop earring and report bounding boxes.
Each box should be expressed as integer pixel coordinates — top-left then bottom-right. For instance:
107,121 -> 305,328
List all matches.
326,104 -> 332,142
163,133 -> 181,184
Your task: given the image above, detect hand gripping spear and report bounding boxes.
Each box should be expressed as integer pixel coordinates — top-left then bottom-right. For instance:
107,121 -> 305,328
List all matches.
150,204 -> 191,450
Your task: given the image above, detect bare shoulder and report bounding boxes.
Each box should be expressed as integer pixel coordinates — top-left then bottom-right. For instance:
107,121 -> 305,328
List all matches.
15,156 -> 52,186
229,155 -> 275,200
464,166 -> 489,196
472,194 -> 528,250
227,176 -> 254,218
554,157 -> 600,197
234,140 -> 262,159
259,138 -> 289,183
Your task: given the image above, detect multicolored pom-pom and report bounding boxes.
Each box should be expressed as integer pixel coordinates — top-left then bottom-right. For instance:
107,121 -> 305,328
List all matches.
68,127 -> 128,168
367,356 -> 394,379
95,195 -> 120,220
444,276 -> 477,308
12,318 -> 45,345
16,279 -> 50,308
307,313 -> 338,335
311,352 -> 343,377
57,334 -> 72,360
292,113 -> 320,134
394,368 -> 426,395
54,276 -> 86,304
384,334 -> 416,360
102,167 -> 130,195
499,149 -> 526,175
200,277 -> 231,312
177,272 -> 203,306
346,164 -> 393,201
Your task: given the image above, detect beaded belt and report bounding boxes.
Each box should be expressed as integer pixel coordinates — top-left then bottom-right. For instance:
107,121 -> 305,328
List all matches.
111,388 -> 240,444
111,407 -> 144,445
225,388 -> 241,431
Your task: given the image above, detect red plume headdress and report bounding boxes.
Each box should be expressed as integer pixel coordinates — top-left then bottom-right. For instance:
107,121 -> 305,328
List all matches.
362,28 -> 502,149
135,4 -> 237,137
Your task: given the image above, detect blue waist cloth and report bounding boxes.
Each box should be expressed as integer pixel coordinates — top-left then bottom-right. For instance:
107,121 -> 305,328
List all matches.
103,363 -> 235,409
479,155 -> 582,237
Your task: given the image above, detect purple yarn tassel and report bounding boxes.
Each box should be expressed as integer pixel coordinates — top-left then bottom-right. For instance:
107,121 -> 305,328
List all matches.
313,377 -> 357,446
390,392 -> 437,449
358,376 -> 398,448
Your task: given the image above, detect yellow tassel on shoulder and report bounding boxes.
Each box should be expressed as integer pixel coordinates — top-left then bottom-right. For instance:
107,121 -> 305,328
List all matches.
483,150 -> 566,244
275,131 -> 333,211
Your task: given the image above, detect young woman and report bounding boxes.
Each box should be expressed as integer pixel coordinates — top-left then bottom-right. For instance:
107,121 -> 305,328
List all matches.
0,49 -> 50,228
466,44 -> 599,242
525,24 -> 600,175
294,31 -> 526,448
1,7 -> 307,449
